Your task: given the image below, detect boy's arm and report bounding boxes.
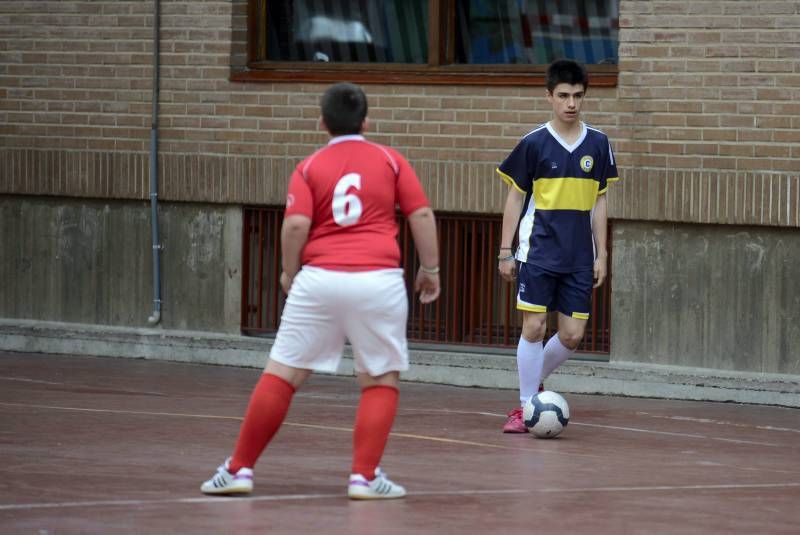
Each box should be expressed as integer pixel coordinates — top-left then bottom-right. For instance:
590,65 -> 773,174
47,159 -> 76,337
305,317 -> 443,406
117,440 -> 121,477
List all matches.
406,206 -> 440,304
498,186 -> 524,282
592,194 -> 608,288
280,214 -> 312,293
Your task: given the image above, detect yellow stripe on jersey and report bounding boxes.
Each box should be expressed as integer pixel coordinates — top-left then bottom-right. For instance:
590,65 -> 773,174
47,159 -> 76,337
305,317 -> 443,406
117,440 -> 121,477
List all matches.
496,168 -> 526,194
534,177 -> 600,211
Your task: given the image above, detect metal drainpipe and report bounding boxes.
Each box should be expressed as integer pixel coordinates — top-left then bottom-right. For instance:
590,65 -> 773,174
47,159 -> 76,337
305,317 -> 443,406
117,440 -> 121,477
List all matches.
147,0 -> 162,326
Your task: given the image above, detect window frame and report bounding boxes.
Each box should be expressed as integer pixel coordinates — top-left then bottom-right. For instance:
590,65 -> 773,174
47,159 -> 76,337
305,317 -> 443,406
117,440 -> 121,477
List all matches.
233,0 -> 619,87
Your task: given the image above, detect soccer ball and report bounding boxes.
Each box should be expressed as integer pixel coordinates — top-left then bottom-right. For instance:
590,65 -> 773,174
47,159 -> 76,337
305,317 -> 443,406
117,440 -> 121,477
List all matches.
523,391 -> 570,438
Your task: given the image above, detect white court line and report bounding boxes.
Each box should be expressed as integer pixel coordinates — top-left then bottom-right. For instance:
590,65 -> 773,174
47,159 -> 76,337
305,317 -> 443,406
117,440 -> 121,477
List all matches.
0,401 -> 783,448
571,422 -> 780,447
637,411 -> 800,434
0,376 -> 69,386
0,402 -> 601,458
0,376 -> 166,396
402,407 -> 784,447
298,404 -> 783,446
2,482 -> 799,512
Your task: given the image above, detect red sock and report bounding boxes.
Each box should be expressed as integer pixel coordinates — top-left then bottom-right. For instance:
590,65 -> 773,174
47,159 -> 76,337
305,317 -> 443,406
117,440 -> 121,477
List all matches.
228,373 -> 295,473
351,385 -> 399,479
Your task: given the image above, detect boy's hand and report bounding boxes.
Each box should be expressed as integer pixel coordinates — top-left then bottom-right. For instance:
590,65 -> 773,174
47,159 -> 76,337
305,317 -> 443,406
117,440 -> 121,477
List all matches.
593,253 -> 607,288
498,258 -> 517,282
414,269 -> 441,304
279,272 -> 293,294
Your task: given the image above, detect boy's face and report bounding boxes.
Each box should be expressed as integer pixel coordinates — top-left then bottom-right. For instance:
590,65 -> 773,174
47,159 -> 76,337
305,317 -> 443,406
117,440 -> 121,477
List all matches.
546,83 -> 585,124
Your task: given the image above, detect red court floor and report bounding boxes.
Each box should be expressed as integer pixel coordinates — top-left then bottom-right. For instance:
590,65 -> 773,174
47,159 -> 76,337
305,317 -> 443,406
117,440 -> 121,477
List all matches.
1,351 -> 798,534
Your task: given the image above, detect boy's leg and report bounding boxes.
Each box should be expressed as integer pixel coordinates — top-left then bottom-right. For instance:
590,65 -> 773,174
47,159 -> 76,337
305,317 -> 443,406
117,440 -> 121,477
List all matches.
542,270 -> 592,381
517,312 -> 547,404
504,313 -> 546,433
202,267 -> 344,495
201,361 -> 310,495
351,371 -> 399,479
506,262 -> 554,433
348,371 -> 406,499
229,360 -> 311,472
342,270 -> 408,499
542,315 -> 586,379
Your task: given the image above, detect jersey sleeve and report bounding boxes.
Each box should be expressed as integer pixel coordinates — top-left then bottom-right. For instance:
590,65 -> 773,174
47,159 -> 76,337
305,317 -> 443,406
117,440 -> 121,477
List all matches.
394,150 -> 430,216
496,138 -> 533,194
284,166 -> 313,218
598,138 -> 620,195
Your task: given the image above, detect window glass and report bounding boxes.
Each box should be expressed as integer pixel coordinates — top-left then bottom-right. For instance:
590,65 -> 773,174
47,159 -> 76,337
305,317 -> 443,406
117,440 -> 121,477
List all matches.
455,0 -> 619,65
267,0 -> 428,63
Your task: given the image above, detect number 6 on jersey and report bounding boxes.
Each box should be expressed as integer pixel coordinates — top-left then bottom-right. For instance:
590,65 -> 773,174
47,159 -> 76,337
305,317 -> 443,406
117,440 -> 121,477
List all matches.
332,173 -> 362,226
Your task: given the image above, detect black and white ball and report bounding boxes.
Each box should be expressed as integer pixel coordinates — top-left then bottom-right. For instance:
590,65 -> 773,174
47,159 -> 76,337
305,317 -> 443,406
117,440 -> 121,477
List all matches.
523,391 -> 570,438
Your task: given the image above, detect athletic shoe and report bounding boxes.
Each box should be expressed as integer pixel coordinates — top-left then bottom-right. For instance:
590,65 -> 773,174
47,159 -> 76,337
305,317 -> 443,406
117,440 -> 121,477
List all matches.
348,467 -> 406,500
503,407 -> 528,433
200,457 -> 254,495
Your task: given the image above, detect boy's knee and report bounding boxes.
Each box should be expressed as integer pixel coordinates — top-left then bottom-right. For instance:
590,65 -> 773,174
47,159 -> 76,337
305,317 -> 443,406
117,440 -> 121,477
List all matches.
521,315 -> 547,342
558,331 -> 583,350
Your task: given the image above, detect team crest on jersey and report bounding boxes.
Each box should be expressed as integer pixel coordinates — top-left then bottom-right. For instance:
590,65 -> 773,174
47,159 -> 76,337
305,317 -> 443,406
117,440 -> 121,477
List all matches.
580,155 -> 594,173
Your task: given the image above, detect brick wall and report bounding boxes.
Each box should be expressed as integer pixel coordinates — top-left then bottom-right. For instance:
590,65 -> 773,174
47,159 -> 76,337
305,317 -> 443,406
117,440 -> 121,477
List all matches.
1,0 -> 798,226
612,0 -> 800,226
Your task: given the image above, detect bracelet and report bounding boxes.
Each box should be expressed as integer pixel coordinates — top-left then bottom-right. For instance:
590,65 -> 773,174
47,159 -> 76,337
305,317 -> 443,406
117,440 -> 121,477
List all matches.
499,247 -> 513,251
420,265 -> 440,274
497,254 -> 515,261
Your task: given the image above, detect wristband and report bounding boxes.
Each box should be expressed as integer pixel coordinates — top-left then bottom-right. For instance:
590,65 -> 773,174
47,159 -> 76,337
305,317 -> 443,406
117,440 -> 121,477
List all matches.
420,265 -> 440,274
499,247 -> 512,250
497,255 -> 515,261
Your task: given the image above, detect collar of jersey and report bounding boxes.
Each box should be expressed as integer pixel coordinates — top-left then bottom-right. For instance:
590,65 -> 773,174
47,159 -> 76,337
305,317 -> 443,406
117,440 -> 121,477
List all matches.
545,121 -> 586,153
328,134 -> 365,145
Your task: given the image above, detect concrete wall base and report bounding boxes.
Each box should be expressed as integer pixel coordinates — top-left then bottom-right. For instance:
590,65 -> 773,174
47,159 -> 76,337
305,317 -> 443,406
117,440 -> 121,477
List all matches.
2,319 -> 798,408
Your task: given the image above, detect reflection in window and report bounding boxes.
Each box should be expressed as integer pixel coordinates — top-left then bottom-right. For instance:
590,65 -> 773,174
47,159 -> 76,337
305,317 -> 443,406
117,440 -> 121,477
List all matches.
456,0 -> 619,65
267,0 -> 428,63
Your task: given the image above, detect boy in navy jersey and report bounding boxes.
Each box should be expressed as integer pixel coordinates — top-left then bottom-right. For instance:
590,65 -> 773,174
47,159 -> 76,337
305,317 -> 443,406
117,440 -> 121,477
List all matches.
201,82 -> 440,496
496,59 -> 619,433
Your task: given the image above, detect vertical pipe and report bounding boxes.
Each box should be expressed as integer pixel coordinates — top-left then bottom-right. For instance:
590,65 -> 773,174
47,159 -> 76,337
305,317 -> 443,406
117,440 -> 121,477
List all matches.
147,0 -> 162,325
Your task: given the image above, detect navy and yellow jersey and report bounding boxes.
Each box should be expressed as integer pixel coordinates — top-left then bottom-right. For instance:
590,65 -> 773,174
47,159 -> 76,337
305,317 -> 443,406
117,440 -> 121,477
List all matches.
496,121 -> 619,273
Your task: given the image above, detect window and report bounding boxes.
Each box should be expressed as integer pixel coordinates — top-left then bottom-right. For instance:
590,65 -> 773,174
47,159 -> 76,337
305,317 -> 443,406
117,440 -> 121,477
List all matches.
265,1 -> 429,64
236,0 -> 619,86
456,1 -> 619,66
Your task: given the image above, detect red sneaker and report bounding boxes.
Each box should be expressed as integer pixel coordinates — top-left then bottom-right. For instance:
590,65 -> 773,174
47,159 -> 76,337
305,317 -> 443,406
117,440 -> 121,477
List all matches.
503,407 -> 528,433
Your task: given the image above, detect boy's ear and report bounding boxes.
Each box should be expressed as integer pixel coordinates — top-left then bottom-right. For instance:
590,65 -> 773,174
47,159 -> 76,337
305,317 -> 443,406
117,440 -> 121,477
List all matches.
318,116 -> 327,131
361,117 -> 369,133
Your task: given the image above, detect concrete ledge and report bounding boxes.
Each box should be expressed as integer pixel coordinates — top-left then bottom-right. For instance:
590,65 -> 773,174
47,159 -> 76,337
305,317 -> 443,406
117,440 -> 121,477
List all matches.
2,319 -> 799,408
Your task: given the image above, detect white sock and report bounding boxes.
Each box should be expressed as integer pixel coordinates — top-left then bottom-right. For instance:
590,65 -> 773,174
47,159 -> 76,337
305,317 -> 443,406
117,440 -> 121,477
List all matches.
516,338 -> 544,405
542,333 -> 575,379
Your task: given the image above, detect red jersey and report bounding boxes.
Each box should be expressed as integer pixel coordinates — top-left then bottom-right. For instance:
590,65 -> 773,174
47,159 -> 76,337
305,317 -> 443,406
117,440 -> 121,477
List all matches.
284,135 -> 430,271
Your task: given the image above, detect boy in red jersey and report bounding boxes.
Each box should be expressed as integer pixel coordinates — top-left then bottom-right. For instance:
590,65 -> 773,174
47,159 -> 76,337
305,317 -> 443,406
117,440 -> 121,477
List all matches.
496,59 -> 619,433
201,82 -> 440,499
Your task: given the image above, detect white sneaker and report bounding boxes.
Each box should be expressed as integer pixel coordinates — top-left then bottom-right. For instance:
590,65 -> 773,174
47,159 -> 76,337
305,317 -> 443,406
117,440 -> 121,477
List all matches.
347,467 -> 406,500
200,457 -> 254,495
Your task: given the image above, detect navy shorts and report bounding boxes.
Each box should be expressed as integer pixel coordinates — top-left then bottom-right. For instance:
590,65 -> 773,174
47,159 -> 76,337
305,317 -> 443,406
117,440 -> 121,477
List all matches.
516,262 -> 593,320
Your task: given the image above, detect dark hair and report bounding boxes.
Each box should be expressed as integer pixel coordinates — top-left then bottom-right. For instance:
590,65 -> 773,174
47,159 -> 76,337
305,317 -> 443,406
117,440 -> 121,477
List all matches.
546,59 -> 589,93
320,82 -> 368,136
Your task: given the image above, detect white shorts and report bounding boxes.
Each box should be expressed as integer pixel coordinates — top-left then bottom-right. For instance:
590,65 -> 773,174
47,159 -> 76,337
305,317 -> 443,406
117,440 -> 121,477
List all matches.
269,266 -> 409,376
